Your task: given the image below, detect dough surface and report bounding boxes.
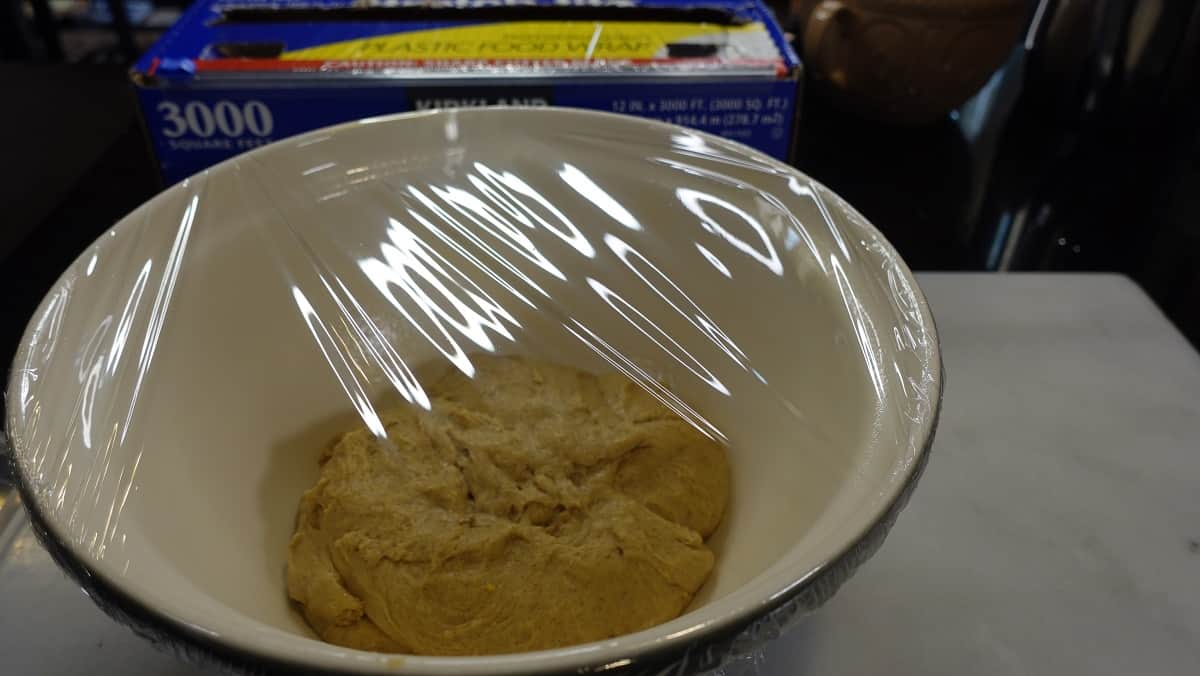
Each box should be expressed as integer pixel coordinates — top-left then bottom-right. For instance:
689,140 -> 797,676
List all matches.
287,354 -> 730,655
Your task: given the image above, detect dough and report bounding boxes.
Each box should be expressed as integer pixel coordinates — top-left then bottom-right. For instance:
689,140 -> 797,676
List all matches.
287,354 -> 730,655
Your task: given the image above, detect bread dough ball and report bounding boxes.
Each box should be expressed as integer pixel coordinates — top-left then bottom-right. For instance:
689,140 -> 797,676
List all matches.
287,355 -> 730,655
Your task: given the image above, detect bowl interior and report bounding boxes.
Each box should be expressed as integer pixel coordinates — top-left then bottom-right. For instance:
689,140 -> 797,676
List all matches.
7,109 -> 937,673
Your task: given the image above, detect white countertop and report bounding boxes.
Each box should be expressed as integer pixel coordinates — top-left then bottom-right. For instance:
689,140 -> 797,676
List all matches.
3,273 -> 1199,675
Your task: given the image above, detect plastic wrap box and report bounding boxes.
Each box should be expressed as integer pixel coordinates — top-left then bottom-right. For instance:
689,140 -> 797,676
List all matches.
132,0 -> 802,184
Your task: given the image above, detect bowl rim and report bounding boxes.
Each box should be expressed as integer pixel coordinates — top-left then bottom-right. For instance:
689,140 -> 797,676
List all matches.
4,106 -> 943,675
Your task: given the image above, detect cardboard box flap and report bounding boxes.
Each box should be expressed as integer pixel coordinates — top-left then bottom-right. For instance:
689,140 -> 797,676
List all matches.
135,0 -> 798,82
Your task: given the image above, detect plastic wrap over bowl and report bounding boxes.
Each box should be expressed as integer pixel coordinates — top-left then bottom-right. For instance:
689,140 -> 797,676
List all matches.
4,108 -> 941,675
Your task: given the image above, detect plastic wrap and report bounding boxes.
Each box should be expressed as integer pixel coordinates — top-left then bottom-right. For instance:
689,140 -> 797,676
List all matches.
4,108 -> 940,675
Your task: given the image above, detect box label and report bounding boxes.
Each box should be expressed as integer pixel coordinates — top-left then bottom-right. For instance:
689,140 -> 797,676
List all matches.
140,80 -> 796,184
281,21 -> 773,62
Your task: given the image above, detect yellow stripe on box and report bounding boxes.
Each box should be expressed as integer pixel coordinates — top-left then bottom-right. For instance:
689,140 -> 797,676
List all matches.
281,21 -> 766,61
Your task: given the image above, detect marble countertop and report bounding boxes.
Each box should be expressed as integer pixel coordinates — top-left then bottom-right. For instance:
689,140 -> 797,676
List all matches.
2,273 -> 1198,675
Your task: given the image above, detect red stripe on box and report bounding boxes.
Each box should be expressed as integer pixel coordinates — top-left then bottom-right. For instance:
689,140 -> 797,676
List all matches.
192,57 -> 786,73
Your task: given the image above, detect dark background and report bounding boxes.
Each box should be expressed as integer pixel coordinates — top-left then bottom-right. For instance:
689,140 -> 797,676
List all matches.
2,0 -> 1199,379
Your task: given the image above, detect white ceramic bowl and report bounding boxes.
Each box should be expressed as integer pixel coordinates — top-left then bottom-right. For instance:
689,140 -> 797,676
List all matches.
5,108 -> 940,675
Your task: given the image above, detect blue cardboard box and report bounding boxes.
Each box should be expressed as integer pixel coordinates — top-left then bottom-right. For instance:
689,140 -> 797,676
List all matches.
132,0 -> 802,184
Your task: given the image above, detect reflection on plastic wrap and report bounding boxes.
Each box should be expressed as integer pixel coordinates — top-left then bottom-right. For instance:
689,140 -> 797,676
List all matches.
237,141 -> 832,448
4,108 -> 938,674
13,186 -> 200,563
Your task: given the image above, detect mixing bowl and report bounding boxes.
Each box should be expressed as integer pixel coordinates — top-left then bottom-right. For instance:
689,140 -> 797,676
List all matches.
4,108 -> 940,674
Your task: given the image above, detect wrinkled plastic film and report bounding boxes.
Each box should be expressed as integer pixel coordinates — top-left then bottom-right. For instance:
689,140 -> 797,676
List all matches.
5,108 -> 938,674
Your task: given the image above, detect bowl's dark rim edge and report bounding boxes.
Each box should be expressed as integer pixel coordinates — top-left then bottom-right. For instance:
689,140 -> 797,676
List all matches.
2,354 -> 941,675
